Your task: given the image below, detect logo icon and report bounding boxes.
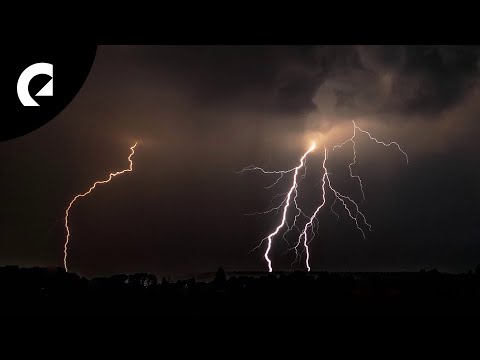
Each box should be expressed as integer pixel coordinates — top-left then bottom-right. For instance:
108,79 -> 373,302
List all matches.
3,45 -> 96,142
17,62 -> 53,106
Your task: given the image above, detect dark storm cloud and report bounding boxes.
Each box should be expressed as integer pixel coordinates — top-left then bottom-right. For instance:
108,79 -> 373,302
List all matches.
140,45 -> 326,115
311,45 -> 480,124
127,45 -> 480,130
376,45 -> 479,115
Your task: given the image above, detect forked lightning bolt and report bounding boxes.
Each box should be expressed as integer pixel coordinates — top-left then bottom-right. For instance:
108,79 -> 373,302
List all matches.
63,142 -> 137,272
237,142 -> 315,272
296,147 -> 372,271
333,123 -> 365,200
333,120 -> 408,195
292,148 -> 328,271
240,120 -> 407,272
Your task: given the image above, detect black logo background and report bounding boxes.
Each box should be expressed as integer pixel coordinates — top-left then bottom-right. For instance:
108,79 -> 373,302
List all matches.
3,45 -> 97,142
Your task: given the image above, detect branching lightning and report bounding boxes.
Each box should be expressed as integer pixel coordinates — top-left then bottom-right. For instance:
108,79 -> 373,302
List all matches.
238,142 -> 315,272
292,148 -> 328,271
63,142 -> 137,272
240,120 -> 408,272
333,124 -> 366,200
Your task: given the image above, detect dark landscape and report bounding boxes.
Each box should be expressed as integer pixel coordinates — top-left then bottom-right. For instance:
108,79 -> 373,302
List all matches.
1,266 -> 479,316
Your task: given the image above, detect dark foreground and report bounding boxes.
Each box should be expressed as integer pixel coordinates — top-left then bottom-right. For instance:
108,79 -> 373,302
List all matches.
1,266 -> 479,316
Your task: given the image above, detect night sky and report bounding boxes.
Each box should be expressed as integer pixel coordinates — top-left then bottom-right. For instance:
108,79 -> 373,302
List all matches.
1,45 -> 479,277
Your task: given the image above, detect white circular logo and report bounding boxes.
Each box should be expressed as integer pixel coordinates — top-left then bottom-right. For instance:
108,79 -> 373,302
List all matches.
17,62 -> 53,106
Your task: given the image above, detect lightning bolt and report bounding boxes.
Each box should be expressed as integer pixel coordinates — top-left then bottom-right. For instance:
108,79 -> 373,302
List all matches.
338,124 -> 366,200
63,142 -> 137,272
292,148 -> 328,271
296,120 -> 408,271
333,120 -> 408,201
352,120 -> 409,164
293,147 -> 372,271
241,120 -> 407,272
238,142 -> 316,272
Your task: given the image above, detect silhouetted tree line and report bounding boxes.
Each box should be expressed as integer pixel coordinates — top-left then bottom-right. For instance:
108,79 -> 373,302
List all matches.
0,265 -> 479,315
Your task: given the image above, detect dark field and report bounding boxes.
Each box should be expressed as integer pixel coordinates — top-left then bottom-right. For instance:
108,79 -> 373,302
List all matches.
2,266 -> 479,316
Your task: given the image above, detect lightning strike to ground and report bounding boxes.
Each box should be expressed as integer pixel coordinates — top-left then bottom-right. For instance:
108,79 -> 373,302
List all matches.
238,142 -> 316,272
63,142 -> 137,272
240,120 -> 407,272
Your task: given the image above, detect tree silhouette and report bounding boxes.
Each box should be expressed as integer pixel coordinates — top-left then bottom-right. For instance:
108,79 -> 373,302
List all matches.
128,273 -> 157,287
214,267 -> 226,288
1,266 -> 480,315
